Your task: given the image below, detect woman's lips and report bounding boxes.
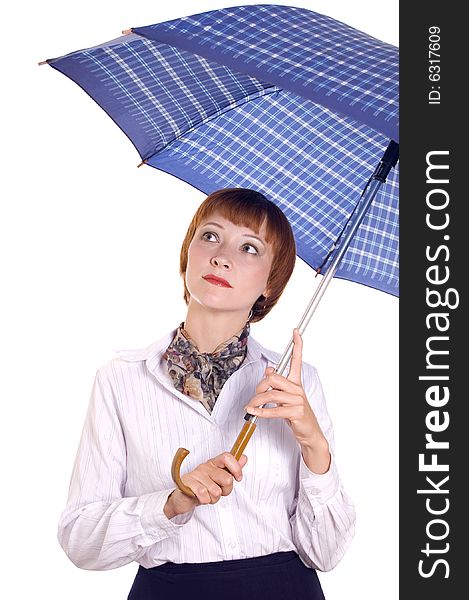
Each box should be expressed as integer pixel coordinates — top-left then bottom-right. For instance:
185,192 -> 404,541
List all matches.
203,275 -> 232,288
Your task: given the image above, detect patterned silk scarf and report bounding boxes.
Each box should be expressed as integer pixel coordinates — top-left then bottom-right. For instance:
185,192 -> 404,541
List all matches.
162,322 -> 250,414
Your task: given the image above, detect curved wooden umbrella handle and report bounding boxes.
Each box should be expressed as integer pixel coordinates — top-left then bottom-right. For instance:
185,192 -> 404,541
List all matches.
171,448 -> 196,497
171,420 -> 257,497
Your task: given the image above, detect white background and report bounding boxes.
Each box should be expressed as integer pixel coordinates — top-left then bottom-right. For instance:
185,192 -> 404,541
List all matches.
2,1 -> 398,598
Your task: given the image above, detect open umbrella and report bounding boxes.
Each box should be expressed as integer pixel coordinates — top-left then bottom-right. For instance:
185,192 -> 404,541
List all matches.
40,4 -> 399,496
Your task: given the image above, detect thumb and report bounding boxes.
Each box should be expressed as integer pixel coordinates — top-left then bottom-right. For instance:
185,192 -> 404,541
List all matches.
238,454 -> 248,467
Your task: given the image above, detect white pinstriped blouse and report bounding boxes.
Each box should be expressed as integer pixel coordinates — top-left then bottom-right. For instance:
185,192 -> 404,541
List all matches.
57,329 -> 355,572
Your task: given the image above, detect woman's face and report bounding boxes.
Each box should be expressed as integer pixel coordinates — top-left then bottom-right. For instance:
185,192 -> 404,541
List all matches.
185,212 -> 274,318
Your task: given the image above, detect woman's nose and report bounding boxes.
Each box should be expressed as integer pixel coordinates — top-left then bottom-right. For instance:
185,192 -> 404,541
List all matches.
210,254 -> 232,270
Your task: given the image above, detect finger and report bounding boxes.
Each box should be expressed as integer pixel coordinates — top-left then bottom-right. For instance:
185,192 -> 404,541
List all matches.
188,472 -> 226,504
238,454 -> 248,469
207,454 -> 248,494
217,454 -> 248,489
255,366 -> 275,393
246,390 -> 302,410
256,372 -> 300,395
244,404 -> 302,419
212,452 -> 245,481
182,474 -> 216,505
288,328 -> 303,384
207,468 -> 235,497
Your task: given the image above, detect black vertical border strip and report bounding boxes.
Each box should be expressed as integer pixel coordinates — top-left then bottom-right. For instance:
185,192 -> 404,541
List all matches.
400,2 -> 464,596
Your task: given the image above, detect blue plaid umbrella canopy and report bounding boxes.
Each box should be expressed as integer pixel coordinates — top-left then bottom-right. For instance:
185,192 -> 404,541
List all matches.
44,4 -> 399,296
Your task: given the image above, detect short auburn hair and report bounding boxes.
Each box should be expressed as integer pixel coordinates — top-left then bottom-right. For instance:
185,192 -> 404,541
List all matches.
180,188 -> 296,323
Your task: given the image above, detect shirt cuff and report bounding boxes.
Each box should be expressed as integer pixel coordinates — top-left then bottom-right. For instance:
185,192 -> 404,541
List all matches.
140,489 -> 195,538
299,452 -> 340,506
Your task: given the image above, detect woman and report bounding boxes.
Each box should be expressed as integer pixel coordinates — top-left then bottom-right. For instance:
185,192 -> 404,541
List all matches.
57,188 -> 356,599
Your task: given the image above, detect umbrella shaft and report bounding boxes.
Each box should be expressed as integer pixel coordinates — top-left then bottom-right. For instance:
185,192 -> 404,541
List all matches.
275,177 -> 383,377
245,139 -> 398,420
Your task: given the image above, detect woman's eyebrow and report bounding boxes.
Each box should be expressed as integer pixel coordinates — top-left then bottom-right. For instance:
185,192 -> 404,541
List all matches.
202,221 -> 266,245
242,233 -> 266,246
202,221 -> 224,229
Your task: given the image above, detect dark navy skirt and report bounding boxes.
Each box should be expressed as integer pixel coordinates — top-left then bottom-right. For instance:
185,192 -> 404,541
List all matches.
127,551 -> 325,600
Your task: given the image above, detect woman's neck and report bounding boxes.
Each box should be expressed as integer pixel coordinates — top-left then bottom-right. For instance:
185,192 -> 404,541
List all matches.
183,304 -> 249,353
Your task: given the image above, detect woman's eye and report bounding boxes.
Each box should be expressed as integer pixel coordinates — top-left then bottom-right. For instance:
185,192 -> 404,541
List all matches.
202,231 -> 218,242
242,243 -> 258,255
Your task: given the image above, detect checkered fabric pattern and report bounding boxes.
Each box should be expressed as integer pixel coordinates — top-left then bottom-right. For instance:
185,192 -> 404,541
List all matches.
134,5 -> 398,141
48,5 -> 399,295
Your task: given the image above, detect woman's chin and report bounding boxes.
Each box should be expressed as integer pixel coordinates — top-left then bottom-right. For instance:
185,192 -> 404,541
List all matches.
188,299 -> 250,318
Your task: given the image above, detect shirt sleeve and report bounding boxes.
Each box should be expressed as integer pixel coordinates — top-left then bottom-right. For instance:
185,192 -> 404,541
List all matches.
289,363 -> 356,571
57,365 -> 195,571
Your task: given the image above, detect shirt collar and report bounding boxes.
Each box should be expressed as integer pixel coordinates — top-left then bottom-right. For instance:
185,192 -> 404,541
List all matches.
116,330 -> 282,425
116,328 -> 281,372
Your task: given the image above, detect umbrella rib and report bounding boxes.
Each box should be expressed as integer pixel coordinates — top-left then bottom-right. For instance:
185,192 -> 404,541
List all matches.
140,85 -> 281,164
86,39 -> 281,164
